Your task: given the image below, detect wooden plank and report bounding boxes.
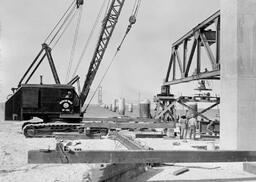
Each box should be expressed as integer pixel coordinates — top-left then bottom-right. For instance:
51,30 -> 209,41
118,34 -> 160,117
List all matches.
28,150 -> 256,164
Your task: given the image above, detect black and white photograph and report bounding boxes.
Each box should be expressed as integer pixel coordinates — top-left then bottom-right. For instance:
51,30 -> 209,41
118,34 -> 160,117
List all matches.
1,0 -> 256,181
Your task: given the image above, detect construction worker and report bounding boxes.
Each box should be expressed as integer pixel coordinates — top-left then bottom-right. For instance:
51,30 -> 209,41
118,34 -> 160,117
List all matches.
188,115 -> 197,140
179,114 -> 187,139
206,119 -> 216,135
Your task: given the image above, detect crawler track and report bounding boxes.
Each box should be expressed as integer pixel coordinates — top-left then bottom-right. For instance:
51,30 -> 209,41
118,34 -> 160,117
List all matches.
23,122 -> 108,138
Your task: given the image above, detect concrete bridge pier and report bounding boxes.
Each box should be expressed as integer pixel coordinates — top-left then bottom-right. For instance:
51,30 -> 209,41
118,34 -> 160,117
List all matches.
221,0 -> 256,150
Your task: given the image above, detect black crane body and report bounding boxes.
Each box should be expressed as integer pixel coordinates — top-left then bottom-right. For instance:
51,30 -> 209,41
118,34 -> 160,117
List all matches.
4,0 -> 127,137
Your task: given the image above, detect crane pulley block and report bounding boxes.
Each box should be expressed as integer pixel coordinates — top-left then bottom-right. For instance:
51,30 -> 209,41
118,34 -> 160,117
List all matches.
76,0 -> 84,8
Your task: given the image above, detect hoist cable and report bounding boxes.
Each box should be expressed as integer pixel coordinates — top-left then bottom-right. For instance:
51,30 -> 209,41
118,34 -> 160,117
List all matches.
44,0 -> 76,43
83,0 -> 142,112
51,10 -> 78,49
131,0 -> 141,18
66,6 -> 83,82
49,5 -> 77,46
104,0 -> 111,17
71,0 -> 107,79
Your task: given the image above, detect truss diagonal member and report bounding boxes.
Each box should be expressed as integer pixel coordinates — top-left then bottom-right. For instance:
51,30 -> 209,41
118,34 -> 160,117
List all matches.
174,49 -> 183,76
185,39 -> 197,77
195,101 -> 220,118
155,102 -> 175,119
165,51 -> 174,82
199,32 -> 216,69
176,100 -> 210,121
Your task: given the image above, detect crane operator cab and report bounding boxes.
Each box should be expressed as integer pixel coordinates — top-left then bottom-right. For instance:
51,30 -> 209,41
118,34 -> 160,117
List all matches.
5,84 -> 82,123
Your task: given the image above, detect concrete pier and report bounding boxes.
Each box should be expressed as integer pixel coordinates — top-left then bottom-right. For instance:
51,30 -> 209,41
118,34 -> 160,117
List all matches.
220,0 -> 256,150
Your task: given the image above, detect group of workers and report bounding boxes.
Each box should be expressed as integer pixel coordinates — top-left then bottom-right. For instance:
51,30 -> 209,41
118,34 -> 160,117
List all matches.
178,111 -> 197,140
178,111 -> 218,140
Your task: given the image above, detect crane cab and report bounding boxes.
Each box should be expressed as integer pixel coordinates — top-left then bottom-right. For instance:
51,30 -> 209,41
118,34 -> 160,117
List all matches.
5,84 -> 82,122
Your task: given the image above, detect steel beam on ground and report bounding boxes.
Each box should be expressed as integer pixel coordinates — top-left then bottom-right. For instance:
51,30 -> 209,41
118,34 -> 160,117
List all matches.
28,150 -> 256,164
82,122 -> 175,129
111,132 -> 148,150
83,117 -> 161,123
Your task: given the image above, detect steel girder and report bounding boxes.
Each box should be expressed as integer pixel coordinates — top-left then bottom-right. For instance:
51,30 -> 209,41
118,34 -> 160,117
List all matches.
164,10 -> 220,86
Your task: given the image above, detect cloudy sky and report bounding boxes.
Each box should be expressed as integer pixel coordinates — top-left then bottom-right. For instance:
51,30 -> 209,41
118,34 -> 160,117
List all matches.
0,0 -> 219,105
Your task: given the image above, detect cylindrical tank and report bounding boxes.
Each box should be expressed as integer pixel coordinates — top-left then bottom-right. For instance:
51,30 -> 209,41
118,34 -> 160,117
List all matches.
128,103 -> 133,112
112,99 -> 117,112
118,98 -> 125,115
139,99 -> 151,118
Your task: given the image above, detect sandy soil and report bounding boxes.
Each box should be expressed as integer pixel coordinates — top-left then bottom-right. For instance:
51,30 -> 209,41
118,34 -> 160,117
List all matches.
0,121 -> 95,182
1,106 -> 256,182
0,105 -> 125,182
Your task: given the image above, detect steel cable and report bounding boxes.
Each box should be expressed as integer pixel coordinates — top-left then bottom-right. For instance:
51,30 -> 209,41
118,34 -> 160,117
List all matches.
44,0 -> 76,44
71,0 -> 108,79
66,6 -> 84,82
51,10 -> 78,49
49,5 -> 77,46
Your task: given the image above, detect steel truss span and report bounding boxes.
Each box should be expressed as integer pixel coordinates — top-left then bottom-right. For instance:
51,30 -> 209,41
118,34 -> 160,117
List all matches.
164,10 -> 220,86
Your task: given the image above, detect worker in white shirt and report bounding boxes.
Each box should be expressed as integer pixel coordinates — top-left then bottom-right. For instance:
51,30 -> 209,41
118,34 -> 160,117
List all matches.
188,115 -> 197,140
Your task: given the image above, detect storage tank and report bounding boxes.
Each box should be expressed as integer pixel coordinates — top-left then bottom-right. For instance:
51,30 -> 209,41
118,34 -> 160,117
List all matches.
118,98 -> 125,115
139,99 -> 151,118
128,103 -> 133,112
112,99 -> 117,112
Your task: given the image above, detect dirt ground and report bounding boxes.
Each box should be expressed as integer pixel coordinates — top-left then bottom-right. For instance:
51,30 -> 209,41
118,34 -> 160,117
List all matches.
1,105 -> 256,182
0,105 -> 124,182
0,121 -> 99,182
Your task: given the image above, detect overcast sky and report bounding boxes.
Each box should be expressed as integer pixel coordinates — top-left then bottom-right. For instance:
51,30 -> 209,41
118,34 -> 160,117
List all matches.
0,0 -> 220,105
